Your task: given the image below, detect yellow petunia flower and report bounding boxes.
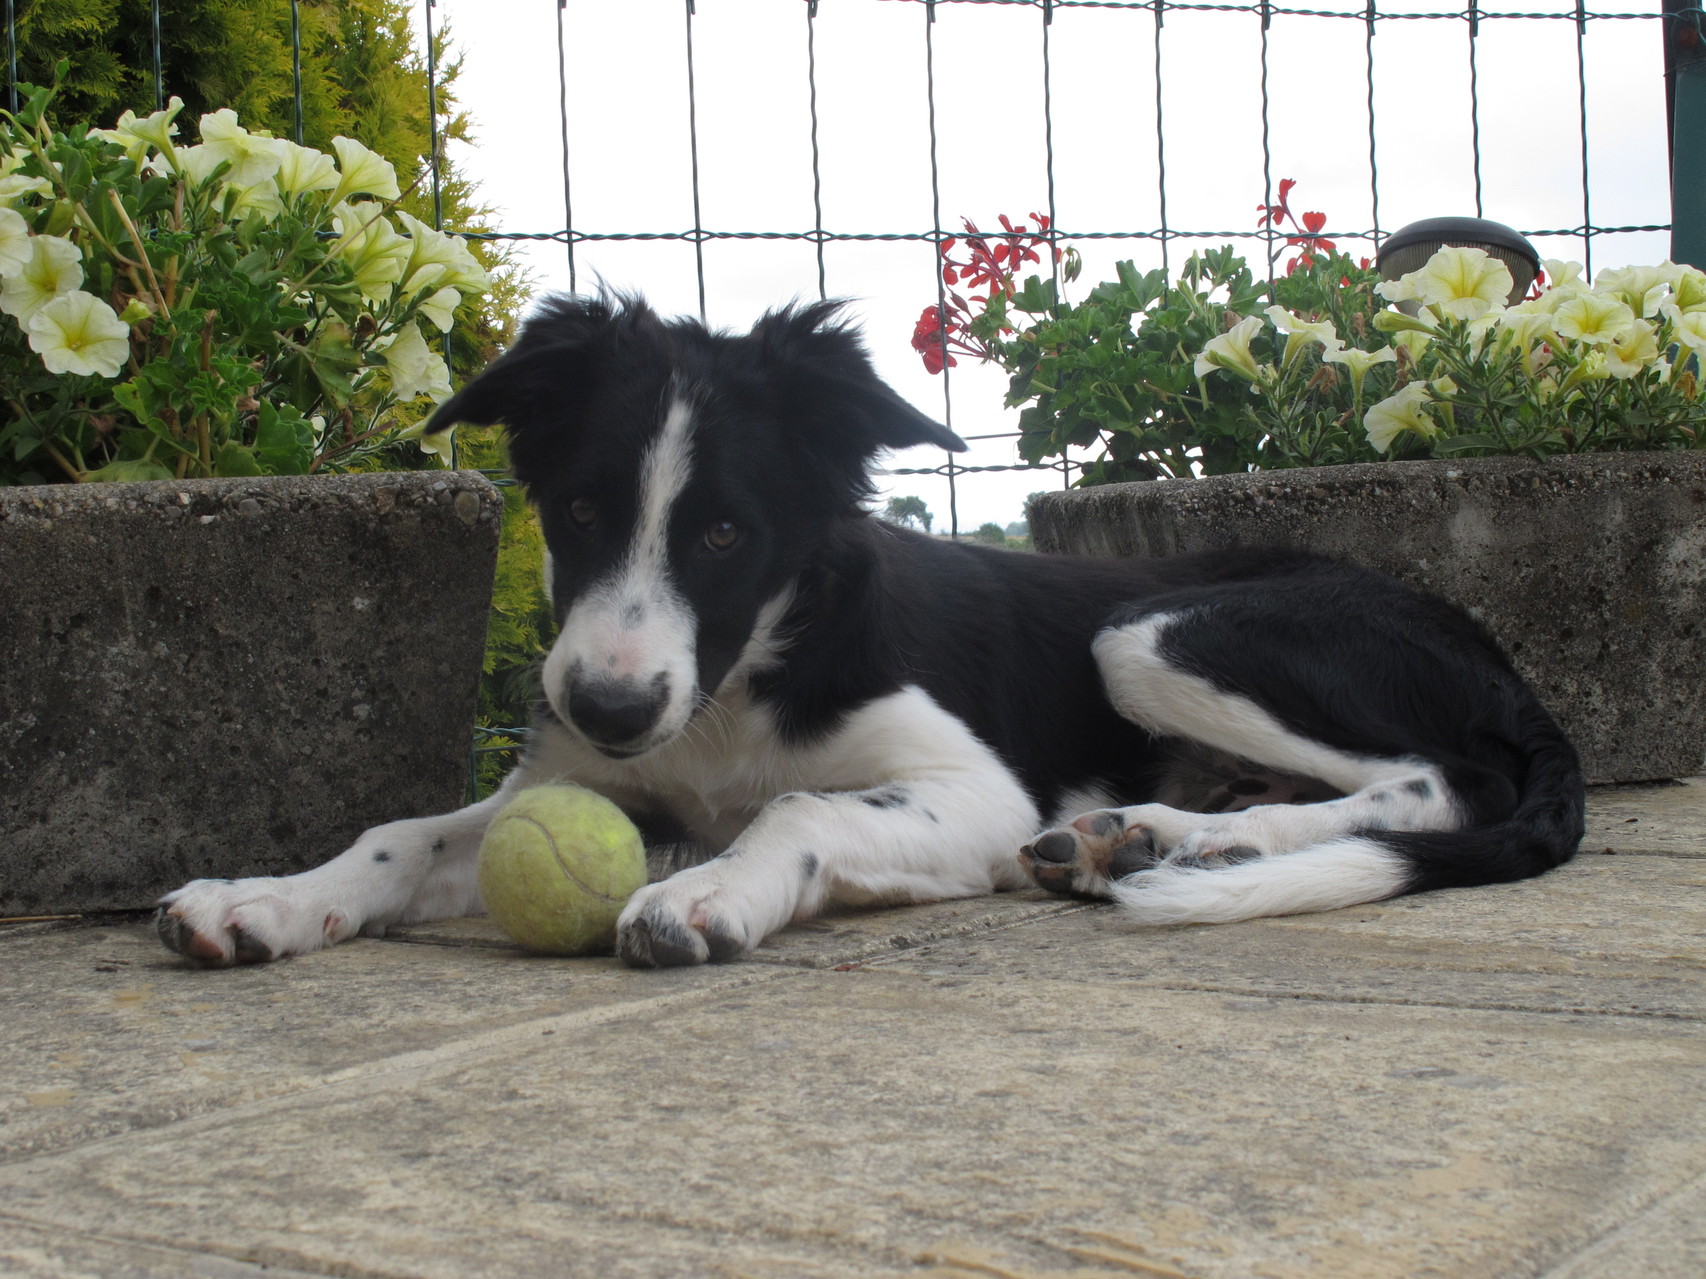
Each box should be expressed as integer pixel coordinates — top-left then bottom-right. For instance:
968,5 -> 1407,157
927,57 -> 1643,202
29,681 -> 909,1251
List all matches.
26,289 -> 131,377
0,234 -> 84,324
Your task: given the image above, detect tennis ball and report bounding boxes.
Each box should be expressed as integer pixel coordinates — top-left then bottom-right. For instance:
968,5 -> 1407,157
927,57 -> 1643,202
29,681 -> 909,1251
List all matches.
476,784 -> 647,955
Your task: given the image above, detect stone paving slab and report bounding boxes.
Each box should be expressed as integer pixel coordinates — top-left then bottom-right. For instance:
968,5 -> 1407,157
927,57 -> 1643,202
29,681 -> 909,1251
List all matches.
1583,776 -> 1706,858
2,957 -> 1701,1279
390,890 -> 1092,968
0,1216 -> 326,1279
901,856 -> 1706,1021
0,920 -> 779,1163
2,782 -> 1704,1278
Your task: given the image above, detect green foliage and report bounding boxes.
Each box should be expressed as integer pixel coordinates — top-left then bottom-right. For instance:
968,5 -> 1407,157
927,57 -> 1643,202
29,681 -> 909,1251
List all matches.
962,243 -> 1706,484
10,0 -> 524,387
983,248 -> 1390,482
0,86 -> 492,482
456,426 -> 553,799
971,521 -> 1007,546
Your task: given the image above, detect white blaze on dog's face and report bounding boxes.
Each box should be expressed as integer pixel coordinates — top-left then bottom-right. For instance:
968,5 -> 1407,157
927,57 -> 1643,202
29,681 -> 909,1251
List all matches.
421,295 -> 966,760
539,395 -> 701,756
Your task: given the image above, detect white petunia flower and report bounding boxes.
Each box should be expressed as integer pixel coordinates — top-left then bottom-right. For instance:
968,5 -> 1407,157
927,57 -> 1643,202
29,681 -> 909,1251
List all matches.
1604,320 -> 1659,379
1363,380 -> 1439,454
332,202 -> 411,301
1264,305 -> 1342,366
419,287 -> 460,333
195,109 -> 286,188
1193,315 -> 1270,385
274,142 -> 340,199
329,136 -> 401,204
416,423 -> 455,463
1670,310 -> 1706,359
1542,259 -> 1586,291
1406,246 -> 1513,322
0,206 -> 32,274
1387,328 -> 1433,365
26,289 -> 130,377
1553,292 -> 1637,346
0,171 -> 51,206
1593,264 -> 1667,318
229,179 -> 284,223
0,234 -> 84,323
394,209 -> 491,294
1322,344 -> 1396,401
382,321 -> 452,402
94,97 -> 185,164
1665,264 -> 1706,315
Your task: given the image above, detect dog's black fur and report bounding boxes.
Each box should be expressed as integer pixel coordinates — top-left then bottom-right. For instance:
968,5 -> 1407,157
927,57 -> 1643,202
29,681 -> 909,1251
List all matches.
154,294 -> 1584,969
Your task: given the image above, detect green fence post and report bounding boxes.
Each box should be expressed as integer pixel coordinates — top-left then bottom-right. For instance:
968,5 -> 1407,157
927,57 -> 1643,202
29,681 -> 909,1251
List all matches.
1670,1 -> 1706,267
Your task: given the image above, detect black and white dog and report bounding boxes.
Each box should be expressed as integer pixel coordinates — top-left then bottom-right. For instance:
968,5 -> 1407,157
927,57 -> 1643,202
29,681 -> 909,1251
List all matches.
157,296 -> 1584,969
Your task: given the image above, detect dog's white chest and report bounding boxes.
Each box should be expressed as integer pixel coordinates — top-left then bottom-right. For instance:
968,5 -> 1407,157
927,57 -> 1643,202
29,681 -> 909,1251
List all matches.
526,685 -> 810,845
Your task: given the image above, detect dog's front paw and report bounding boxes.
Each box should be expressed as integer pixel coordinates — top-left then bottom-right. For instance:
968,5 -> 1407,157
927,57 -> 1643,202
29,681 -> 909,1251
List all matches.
615,876 -> 753,969
1020,809 -> 1164,899
155,879 -> 356,968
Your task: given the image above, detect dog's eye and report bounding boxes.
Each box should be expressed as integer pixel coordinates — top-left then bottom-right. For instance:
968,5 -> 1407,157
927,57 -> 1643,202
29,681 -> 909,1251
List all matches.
705,521 -> 740,551
569,499 -> 597,529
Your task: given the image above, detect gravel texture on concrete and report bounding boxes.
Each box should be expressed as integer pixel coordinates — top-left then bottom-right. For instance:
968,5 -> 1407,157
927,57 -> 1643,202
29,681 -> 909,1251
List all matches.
0,472 -> 501,915
2,781 -> 1703,1279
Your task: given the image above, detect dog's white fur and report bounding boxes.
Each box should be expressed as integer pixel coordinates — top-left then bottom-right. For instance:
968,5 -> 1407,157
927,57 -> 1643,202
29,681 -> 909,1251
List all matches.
155,297 -> 1579,968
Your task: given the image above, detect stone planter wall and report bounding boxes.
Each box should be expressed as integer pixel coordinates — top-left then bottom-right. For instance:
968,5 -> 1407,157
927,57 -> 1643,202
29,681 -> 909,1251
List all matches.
1029,453 -> 1706,784
1,471 -> 503,915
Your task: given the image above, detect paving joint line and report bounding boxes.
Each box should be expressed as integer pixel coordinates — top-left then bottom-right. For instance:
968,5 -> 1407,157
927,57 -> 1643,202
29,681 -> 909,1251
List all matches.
0,1211 -> 337,1279
1534,1163 -> 1706,1276
1141,980 -> 1706,1021
0,965 -> 798,1174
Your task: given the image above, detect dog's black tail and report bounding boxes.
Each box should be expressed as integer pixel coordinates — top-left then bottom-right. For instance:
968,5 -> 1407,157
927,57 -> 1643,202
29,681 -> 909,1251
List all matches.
1394,700 -> 1585,895
1109,700 -> 1585,926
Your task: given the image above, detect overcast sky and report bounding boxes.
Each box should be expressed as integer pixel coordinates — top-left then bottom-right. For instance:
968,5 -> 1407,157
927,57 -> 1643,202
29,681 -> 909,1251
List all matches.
429,0 -> 1672,532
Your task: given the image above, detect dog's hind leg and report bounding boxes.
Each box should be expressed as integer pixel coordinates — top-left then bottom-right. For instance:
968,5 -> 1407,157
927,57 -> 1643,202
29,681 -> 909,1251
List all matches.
1024,604 -> 1472,920
156,784 -> 517,967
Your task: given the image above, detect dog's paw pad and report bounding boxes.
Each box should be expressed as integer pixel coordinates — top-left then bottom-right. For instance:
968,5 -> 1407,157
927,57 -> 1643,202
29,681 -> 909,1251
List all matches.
616,890 -> 750,969
1021,812 -> 1162,899
155,908 -> 232,966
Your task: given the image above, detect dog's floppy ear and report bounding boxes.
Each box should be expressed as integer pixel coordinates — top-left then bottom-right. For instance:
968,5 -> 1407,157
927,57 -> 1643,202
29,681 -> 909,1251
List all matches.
421,340 -> 589,436
753,301 -> 967,457
422,293 -> 663,435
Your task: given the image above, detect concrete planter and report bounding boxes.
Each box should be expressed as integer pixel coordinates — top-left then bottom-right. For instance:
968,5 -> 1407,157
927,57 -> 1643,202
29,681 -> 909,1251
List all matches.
1029,453 -> 1706,784
1,471 -> 503,915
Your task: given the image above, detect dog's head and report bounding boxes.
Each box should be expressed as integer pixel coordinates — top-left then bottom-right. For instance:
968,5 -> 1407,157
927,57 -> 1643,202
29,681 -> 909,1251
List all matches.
424,294 -> 965,758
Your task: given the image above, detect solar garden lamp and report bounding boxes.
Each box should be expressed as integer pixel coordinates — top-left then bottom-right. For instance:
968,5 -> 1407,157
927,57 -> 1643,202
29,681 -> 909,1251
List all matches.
1376,217 -> 1541,313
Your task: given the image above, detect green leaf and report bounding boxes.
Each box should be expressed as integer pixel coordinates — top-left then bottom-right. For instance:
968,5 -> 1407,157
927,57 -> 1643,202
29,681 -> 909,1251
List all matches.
84,459 -> 174,483
1012,275 -> 1057,314
252,402 -> 315,476
214,442 -> 264,477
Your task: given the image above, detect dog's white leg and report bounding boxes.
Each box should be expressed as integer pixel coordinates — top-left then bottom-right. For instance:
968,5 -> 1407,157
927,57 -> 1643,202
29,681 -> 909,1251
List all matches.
615,687 -> 1039,967
156,779 -> 523,966
1024,611 -> 1461,917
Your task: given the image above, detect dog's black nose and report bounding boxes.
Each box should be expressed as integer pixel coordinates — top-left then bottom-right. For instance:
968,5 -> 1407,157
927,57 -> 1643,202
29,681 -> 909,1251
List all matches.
567,677 -> 666,750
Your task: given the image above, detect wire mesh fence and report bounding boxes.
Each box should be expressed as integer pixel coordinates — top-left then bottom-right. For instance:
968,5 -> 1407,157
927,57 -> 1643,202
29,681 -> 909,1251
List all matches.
1,0 -> 1687,532
432,0 -> 1682,536
0,0 -> 1692,792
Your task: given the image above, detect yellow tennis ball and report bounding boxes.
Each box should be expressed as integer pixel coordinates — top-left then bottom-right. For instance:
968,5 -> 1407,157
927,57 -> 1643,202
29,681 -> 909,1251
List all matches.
476,783 -> 647,955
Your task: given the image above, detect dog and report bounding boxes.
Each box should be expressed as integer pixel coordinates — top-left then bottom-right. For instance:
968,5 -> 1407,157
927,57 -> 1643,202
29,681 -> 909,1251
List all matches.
156,295 -> 1585,969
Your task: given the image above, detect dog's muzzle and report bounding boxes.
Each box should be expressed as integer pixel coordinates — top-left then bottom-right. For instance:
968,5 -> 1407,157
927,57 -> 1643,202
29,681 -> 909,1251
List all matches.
565,673 -> 671,756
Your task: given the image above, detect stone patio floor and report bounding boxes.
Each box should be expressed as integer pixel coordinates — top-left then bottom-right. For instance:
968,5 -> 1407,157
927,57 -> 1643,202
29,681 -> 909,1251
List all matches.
3,780 -> 1705,1278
